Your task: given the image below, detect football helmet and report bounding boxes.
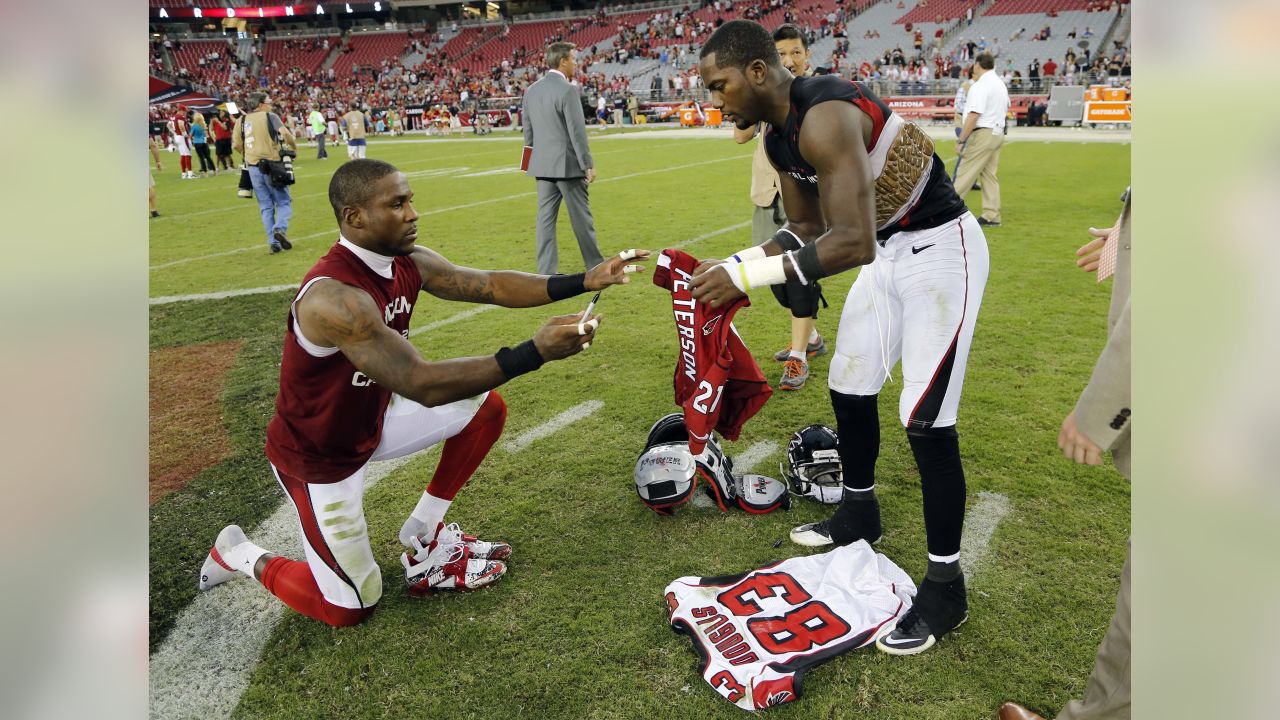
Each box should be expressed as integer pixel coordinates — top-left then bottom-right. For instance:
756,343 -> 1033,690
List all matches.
636,414 -> 738,514
781,424 -> 844,504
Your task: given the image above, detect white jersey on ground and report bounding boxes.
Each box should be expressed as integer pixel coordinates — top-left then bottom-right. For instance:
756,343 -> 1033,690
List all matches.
664,542 -> 915,711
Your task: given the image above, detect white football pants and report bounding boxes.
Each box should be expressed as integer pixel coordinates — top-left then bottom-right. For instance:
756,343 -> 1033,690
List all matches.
827,212 -> 989,429
271,392 -> 488,609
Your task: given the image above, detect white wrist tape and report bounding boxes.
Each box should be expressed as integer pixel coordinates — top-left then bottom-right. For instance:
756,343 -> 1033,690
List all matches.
729,245 -> 768,264
720,254 -> 788,292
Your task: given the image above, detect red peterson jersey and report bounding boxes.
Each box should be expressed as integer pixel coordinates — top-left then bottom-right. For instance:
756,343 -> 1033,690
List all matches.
265,243 -> 423,483
652,249 -> 771,455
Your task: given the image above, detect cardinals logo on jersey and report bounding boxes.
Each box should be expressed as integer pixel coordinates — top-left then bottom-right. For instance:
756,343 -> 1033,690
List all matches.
702,316 -> 722,336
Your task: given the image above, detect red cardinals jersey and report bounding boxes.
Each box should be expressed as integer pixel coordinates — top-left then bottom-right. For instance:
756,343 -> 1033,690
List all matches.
266,243 -> 423,483
664,542 -> 915,711
652,249 -> 771,455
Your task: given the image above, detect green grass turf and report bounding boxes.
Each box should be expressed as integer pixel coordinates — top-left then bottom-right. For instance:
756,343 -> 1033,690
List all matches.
149,131 -> 1130,719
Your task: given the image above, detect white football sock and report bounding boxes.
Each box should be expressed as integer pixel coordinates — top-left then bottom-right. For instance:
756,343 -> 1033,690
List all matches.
399,492 -> 452,547
789,349 -> 806,362
223,540 -> 269,578
808,328 -> 820,344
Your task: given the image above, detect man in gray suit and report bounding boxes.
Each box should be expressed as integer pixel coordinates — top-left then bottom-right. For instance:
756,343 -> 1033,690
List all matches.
522,41 -> 604,275
999,188 -> 1132,720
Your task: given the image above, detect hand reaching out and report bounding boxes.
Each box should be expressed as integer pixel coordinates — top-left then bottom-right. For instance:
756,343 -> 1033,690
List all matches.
1075,226 -> 1113,273
585,248 -> 651,289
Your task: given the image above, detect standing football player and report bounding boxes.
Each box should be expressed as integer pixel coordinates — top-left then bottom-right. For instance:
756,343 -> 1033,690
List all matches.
692,20 -> 989,656
196,158 -> 648,627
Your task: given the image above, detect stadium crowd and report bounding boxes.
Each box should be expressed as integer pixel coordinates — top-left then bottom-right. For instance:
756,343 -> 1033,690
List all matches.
150,0 -> 1130,148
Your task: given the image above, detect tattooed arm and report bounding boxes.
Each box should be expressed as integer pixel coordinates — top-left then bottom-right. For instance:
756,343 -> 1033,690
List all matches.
412,246 -> 652,307
294,278 -> 596,407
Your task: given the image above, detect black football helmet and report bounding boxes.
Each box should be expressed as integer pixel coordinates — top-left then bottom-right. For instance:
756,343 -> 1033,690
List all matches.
781,424 -> 844,504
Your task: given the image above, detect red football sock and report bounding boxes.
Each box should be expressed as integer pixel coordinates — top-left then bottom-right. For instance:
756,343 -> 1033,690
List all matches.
424,391 -> 507,501
259,556 -> 374,628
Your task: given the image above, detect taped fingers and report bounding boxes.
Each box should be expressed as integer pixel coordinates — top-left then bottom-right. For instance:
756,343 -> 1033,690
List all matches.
576,317 -> 601,336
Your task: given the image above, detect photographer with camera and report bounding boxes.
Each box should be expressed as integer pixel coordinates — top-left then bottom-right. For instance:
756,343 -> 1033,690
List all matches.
233,92 -> 299,254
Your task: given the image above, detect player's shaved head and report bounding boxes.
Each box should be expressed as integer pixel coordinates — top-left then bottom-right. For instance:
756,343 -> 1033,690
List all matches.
329,158 -> 399,224
700,19 -> 781,71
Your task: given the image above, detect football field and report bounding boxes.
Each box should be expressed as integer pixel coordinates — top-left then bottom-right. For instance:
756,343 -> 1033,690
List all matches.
149,127 -> 1131,719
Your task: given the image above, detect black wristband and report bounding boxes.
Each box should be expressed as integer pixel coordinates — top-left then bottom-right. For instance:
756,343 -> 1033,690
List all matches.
794,241 -> 828,282
770,228 -> 804,252
546,273 -> 587,301
495,339 -> 545,379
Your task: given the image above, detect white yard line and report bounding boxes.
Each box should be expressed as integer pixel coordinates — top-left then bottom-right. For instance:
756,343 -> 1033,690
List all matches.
458,167 -> 520,178
402,166 -> 471,178
961,491 -> 1011,583
731,440 -> 780,473
673,220 -> 751,248
150,284 -> 298,306
147,456 -> 415,720
502,400 -> 605,453
150,229 -> 333,271
407,304 -> 496,337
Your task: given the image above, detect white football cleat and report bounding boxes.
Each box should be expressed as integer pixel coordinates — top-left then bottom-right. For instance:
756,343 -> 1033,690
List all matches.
431,521 -> 512,561
198,524 -> 248,591
401,536 -> 506,597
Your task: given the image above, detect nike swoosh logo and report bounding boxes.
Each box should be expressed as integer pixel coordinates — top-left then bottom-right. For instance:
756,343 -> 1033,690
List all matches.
911,244 -> 936,255
879,634 -> 923,646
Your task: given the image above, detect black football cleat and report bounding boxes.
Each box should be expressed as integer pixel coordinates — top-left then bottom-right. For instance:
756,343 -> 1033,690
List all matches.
876,575 -> 968,655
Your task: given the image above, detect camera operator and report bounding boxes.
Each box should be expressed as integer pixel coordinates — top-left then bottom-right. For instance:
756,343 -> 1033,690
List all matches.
233,92 -> 299,254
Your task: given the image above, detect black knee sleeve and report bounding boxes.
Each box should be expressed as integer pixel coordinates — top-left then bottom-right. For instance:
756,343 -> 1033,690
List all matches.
906,425 -> 966,559
830,390 -> 879,491
770,279 -> 825,319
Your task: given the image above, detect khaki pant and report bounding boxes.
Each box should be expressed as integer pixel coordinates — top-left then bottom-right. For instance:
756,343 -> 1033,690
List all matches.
751,195 -> 786,247
953,127 -> 1003,223
1057,540 -> 1131,720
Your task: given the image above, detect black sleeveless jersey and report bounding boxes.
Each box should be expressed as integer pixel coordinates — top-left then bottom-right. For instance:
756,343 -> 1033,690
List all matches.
763,75 -> 968,242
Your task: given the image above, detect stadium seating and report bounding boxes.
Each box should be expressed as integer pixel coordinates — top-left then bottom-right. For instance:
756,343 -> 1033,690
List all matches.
457,21 -> 561,73
838,1 -> 950,67
950,9 -> 1102,72
260,36 -> 335,81
170,40 -> 239,88
329,31 -> 410,79
896,0 -> 983,25
982,0 -> 1092,14
568,10 -> 652,49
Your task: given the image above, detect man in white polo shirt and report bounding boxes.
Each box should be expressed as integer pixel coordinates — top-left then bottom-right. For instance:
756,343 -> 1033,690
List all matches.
954,52 -> 1010,227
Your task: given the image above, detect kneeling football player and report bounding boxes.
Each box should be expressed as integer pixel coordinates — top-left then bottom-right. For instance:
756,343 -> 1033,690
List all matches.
196,159 -> 648,626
